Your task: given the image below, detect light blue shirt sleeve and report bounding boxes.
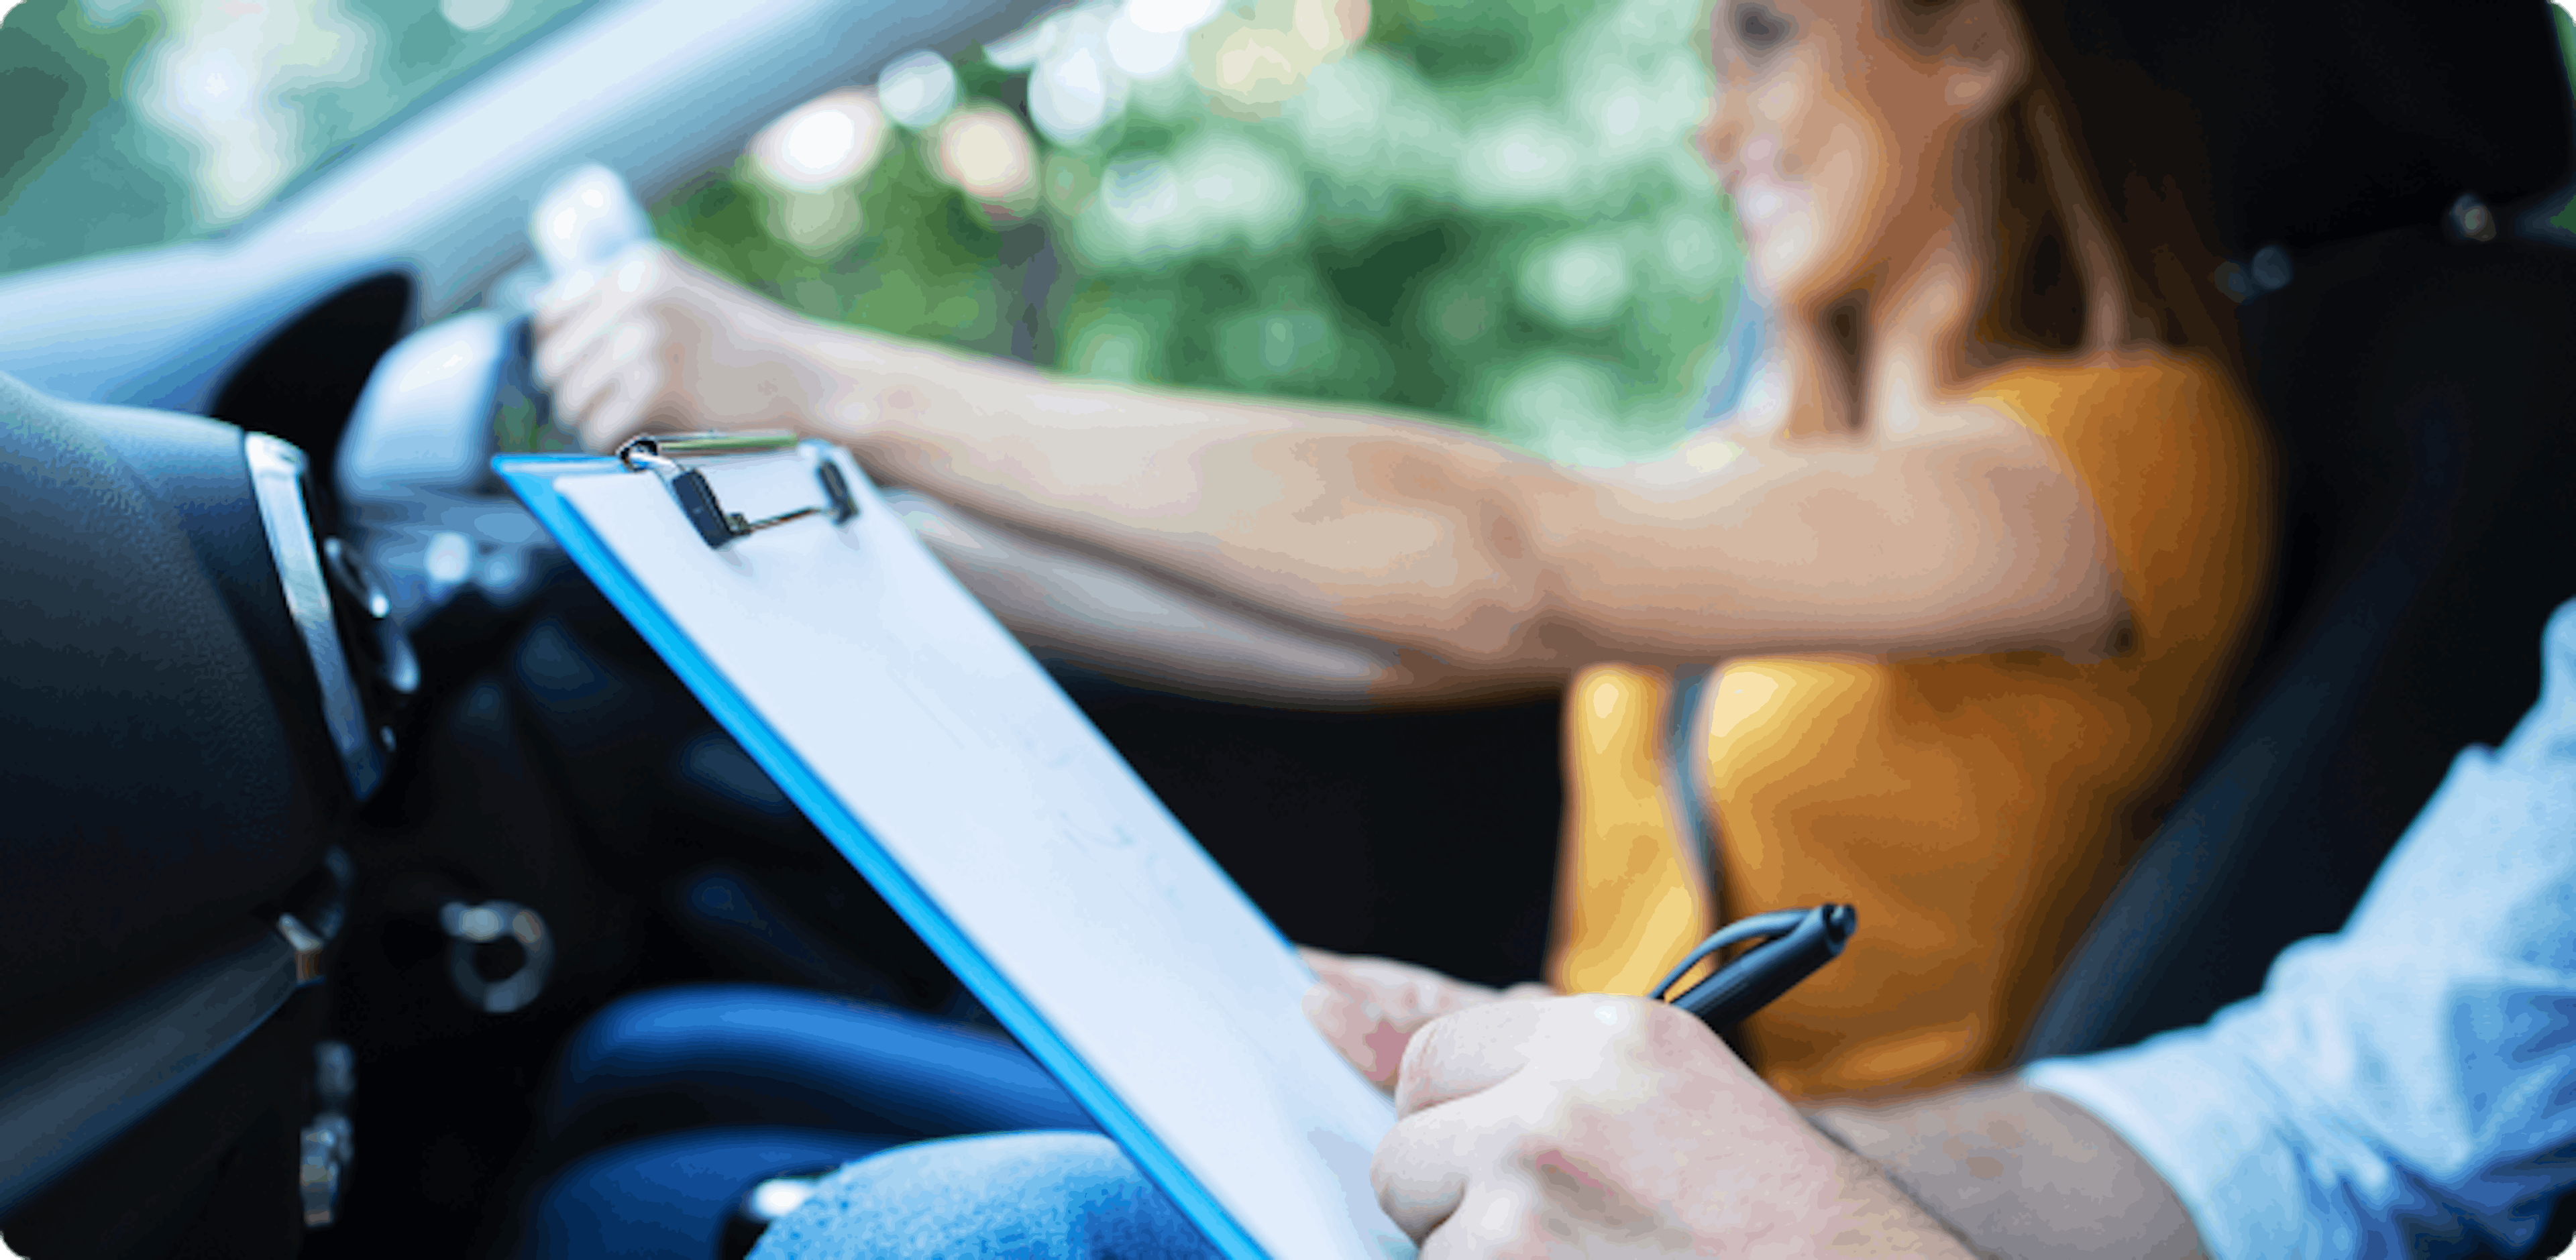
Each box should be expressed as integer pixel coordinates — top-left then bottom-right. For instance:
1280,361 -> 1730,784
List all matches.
2024,599 -> 2576,1259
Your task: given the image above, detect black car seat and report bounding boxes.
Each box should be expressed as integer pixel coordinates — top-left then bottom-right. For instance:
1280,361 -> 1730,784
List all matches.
2017,1 -> 2576,1057
2020,214 -> 2576,1058
0,374 -> 407,1255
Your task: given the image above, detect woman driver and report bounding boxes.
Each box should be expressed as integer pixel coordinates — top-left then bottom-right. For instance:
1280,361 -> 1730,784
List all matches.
1553,0 -> 2271,1095
529,0 -> 2270,1098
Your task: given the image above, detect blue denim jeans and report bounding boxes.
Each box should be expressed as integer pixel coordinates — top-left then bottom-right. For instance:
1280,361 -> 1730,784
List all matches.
516,985 -> 1108,1259
543,984 -> 1096,1141
750,1131 -> 1222,1260
522,1128 -> 896,1259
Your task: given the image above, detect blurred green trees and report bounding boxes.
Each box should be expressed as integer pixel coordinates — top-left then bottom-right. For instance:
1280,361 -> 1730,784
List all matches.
660,0 -> 1742,460
1,0 -> 591,264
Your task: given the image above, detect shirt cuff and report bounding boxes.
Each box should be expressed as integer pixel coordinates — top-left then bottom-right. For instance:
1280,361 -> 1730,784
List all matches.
2023,1031 -> 2373,1259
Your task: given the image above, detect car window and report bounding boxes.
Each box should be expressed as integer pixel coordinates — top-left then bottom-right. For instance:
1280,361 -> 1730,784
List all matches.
650,0 -> 1745,463
1,0 -> 598,274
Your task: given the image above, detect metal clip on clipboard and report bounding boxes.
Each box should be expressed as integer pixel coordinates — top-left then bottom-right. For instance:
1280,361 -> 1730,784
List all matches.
616,433 -> 859,549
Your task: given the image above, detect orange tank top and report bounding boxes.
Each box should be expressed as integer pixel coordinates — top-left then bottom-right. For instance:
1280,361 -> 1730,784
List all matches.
1547,350 -> 2275,1098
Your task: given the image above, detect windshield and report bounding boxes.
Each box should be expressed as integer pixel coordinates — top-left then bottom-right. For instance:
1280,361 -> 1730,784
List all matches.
1,0 -> 598,274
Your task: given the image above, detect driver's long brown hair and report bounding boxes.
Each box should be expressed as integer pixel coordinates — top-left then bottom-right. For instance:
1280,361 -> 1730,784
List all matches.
1893,0 -> 2241,371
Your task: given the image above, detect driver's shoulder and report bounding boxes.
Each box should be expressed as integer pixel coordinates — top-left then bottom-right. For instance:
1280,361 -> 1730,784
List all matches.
1960,345 -> 2256,441
1950,345 -> 2271,515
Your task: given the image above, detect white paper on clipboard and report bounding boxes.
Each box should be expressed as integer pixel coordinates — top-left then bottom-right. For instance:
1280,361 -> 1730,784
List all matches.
505,444 -> 1412,1260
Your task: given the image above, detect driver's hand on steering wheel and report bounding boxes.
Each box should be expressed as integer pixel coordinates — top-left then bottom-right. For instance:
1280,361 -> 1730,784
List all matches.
531,241 -> 851,453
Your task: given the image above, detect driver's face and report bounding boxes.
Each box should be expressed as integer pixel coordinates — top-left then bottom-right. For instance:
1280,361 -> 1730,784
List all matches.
1697,0 -> 1994,311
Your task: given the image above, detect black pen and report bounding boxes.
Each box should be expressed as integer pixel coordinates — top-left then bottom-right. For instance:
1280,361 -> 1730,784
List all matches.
1652,903 -> 1858,1032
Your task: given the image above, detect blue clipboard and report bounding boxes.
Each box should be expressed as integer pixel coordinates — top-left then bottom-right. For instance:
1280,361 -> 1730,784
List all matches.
496,444 -> 1408,1260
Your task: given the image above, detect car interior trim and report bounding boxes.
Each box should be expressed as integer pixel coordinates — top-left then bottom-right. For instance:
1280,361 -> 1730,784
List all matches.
0,917 -> 308,1218
245,432 -> 384,801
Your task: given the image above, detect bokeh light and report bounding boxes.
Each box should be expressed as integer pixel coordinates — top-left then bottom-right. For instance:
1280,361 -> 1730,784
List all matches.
1189,0 -> 1367,119
742,89 -> 894,257
1104,11 -> 1188,79
1126,0 -> 1225,34
878,50 -> 963,131
934,105 -> 1041,221
439,0 -> 511,32
1032,34 -> 1118,146
750,89 -> 892,193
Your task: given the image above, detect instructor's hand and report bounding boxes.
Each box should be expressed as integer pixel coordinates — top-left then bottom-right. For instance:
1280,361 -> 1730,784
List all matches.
1374,995 -> 1978,1257
532,243 -> 849,452
1299,949 -> 1552,1094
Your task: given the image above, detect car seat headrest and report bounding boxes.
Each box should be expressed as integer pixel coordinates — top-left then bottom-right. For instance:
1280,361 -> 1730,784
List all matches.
2051,0 -> 2575,253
